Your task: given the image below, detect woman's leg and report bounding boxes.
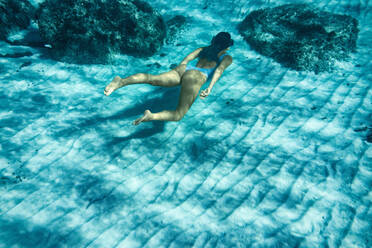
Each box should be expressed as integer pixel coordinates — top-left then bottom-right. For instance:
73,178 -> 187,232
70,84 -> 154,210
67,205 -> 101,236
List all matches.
133,71 -> 206,125
104,65 -> 187,96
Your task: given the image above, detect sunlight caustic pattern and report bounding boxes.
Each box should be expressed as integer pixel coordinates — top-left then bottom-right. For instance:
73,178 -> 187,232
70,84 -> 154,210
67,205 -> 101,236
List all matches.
0,0 -> 371,247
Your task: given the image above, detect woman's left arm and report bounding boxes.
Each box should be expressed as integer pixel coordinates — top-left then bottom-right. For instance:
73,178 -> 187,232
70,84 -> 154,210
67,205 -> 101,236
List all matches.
180,47 -> 203,65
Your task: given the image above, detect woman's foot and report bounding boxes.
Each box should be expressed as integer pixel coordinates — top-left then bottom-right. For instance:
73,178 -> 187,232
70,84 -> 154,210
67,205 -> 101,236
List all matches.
133,110 -> 153,125
104,76 -> 123,96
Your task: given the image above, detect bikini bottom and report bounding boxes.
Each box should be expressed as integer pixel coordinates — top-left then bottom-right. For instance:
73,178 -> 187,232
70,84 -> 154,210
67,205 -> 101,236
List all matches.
185,64 -> 215,79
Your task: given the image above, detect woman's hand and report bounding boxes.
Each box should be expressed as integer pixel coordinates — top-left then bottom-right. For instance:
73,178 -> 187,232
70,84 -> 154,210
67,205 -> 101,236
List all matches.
199,88 -> 211,99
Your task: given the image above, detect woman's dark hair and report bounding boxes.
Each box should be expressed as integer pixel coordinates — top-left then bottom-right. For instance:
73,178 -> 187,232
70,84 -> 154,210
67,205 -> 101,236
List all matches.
198,32 -> 234,62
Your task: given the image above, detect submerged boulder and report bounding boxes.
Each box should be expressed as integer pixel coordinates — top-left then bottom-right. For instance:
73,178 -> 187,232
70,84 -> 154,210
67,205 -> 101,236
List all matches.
0,0 -> 36,41
238,4 -> 359,73
36,0 -> 166,63
165,15 -> 188,44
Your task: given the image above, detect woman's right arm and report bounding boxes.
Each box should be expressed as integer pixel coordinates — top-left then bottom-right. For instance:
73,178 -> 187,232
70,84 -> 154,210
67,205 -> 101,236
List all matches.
204,55 -> 233,95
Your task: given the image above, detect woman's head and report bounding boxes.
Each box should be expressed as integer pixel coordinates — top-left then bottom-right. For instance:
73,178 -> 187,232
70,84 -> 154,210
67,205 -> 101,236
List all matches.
198,32 -> 233,62
211,32 -> 234,51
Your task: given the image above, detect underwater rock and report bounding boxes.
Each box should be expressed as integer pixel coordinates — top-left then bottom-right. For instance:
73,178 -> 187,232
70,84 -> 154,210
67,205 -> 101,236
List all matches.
238,4 -> 359,73
0,51 -> 33,58
165,15 -> 188,44
36,0 -> 166,64
169,63 -> 178,69
6,25 -> 44,48
366,128 -> 372,143
0,0 -> 36,41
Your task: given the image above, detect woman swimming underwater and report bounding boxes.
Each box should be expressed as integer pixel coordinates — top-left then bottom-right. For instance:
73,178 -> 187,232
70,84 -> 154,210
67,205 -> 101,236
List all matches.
104,32 -> 233,125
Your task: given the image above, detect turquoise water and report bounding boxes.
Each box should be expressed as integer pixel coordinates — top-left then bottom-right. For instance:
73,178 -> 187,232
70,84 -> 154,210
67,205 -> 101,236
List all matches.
0,0 -> 371,247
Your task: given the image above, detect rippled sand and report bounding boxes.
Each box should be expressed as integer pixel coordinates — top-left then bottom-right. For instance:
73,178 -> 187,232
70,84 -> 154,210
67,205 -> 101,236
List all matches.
0,0 -> 371,247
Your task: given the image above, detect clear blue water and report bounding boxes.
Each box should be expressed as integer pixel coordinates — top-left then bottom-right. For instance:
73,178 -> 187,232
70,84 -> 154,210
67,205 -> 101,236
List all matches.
0,0 -> 371,247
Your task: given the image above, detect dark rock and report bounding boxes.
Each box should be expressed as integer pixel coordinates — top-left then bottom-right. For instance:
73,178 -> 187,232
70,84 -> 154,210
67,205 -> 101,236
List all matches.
153,62 -> 161,68
20,61 -> 32,69
0,0 -> 36,41
0,172 -> 24,186
353,126 -> 368,132
238,4 -> 359,73
165,15 -> 188,44
6,27 -> 44,48
366,128 -> 372,143
146,62 -> 161,68
169,63 -> 178,69
0,51 -> 33,58
36,0 -> 166,64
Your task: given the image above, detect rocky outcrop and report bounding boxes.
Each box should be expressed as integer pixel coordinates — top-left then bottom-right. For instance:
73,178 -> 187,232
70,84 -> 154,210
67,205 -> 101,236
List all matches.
238,4 -> 359,73
36,0 -> 166,63
0,0 -> 36,41
165,15 -> 188,44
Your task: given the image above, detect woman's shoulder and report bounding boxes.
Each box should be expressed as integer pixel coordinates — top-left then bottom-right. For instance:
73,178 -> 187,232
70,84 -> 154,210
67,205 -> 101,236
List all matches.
194,47 -> 206,55
219,53 -> 232,60
219,54 -> 233,68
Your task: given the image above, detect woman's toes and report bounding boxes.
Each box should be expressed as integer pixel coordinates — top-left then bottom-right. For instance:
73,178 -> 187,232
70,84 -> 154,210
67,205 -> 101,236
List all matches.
104,77 -> 122,96
104,86 -> 113,96
133,110 -> 152,125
